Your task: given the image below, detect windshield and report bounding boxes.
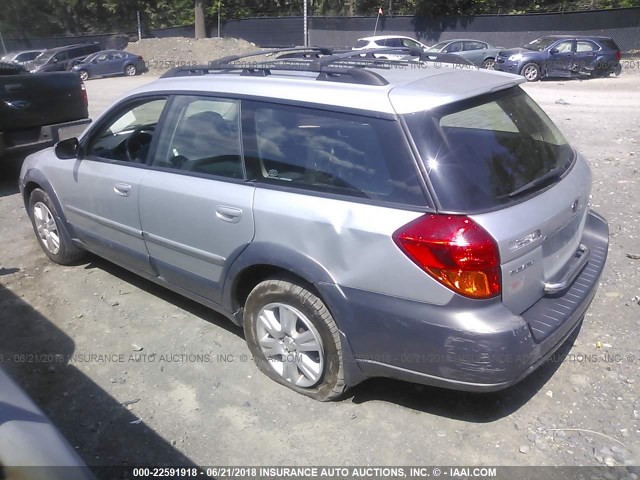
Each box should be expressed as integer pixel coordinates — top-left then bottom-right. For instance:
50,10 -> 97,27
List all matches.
403,87 -> 574,212
31,51 -> 54,65
427,41 -> 449,51
523,37 -> 558,51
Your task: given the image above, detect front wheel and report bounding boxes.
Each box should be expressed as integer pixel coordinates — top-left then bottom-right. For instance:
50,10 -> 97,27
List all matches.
124,64 -> 137,76
521,62 -> 541,81
243,278 -> 345,401
28,188 -> 85,265
78,69 -> 89,81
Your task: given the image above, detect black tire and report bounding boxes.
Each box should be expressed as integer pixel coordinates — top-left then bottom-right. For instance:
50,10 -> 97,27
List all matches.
243,278 -> 346,401
125,64 -> 137,76
28,188 -> 85,265
520,62 -> 541,81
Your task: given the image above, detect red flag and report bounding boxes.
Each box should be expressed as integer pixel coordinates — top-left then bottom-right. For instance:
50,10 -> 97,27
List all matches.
378,6 -> 384,15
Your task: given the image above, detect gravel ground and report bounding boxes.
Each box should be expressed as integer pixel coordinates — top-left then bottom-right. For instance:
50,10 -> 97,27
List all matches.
0,58 -> 639,477
125,37 -> 262,72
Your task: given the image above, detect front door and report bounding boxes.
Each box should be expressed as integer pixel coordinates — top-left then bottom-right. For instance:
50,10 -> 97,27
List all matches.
49,96 -> 168,276
546,40 -> 575,77
139,95 -> 255,304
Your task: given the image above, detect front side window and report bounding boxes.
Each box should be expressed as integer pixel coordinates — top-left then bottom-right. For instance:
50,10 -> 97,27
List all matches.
554,41 -> 574,53
152,96 -> 243,178
86,98 -> 167,163
445,42 -> 463,53
243,102 -> 426,206
404,87 -> 573,212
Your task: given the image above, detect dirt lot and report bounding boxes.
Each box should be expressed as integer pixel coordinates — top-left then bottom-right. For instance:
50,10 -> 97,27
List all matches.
1,62 -> 639,477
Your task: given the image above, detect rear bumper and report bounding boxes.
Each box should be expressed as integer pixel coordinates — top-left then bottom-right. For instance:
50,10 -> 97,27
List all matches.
0,118 -> 90,157
322,210 -> 608,391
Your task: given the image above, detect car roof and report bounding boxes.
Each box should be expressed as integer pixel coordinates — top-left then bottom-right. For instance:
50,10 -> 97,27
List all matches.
358,35 -> 420,41
128,62 -> 524,116
434,39 -> 489,43
537,34 -> 613,41
44,43 -> 99,52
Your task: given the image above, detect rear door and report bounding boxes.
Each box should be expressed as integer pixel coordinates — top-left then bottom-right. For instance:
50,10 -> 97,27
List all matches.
139,95 -> 254,304
573,40 -> 599,73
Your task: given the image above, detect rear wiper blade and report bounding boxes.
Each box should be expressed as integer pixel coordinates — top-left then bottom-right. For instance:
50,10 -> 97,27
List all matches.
508,166 -> 564,198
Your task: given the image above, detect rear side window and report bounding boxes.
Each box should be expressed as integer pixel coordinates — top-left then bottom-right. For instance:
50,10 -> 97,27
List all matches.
464,41 -> 486,51
576,41 -> 598,52
243,101 -> 426,206
152,95 -> 243,178
354,40 -> 369,48
404,87 -> 574,212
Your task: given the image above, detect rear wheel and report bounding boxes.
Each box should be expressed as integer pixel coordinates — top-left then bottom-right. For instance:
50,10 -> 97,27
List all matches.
28,188 -> 85,265
124,64 -> 137,76
78,69 -> 89,81
243,278 -> 345,401
482,58 -> 495,69
521,62 -> 540,81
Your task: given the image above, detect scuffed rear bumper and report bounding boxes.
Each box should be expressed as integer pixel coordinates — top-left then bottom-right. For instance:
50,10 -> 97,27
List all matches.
321,210 -> 608,391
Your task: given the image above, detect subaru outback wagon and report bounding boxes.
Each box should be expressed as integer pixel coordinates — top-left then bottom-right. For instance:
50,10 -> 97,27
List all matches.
20,48 -> 609,401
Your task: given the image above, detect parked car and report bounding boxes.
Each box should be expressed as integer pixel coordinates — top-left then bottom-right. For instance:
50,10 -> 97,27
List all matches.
426,39 -> 502,69
19,48 -> 608,401
352,35 -> 430,59
71,49 -> 145,80
0,368 -> 95,479
495,35 -> 622,81
27,43 -> 101,73
0,49 -> 44,65
1,61 -> 90,159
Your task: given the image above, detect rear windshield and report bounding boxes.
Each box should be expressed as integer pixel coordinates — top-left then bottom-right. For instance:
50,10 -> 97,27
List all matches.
598,38 -> 620,51
403,87 -> 574,212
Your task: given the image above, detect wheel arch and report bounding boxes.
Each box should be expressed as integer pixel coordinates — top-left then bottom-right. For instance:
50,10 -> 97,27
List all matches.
224,242 -> 366,387
223,242 -> 335,317
22,169 -> 75,236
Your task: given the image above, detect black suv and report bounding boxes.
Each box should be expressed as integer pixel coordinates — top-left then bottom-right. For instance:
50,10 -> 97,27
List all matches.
27,43 -> 101,73
495,35 -> 622,81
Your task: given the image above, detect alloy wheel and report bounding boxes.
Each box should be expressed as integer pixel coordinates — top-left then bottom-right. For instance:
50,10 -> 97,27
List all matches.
256,302 -> 324,388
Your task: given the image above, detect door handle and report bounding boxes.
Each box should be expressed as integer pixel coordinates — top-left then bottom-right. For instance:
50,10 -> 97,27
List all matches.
113,183 -> 132,197
215,205 -> 242,223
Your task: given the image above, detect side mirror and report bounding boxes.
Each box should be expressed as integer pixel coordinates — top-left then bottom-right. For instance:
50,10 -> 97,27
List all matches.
52,57 -> 59,63
549,48 -> 559,54
55,137 -> 79,159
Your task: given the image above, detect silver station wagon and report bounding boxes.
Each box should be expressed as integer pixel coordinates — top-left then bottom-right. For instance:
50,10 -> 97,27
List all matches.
19,48 -> 609,401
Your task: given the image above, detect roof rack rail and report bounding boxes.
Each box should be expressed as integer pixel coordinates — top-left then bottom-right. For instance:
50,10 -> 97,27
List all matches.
160,46 -> 475,85
210,47 -> 334,68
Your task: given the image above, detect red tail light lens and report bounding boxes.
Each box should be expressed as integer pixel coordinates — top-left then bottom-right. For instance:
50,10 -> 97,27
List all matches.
615,51 -> 622,61
393,214 -> 501,299
80,81 -> 88,109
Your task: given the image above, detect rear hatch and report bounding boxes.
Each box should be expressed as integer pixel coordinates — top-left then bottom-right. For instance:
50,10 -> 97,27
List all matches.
402,86 -> 591,317
0,71 -> 88,132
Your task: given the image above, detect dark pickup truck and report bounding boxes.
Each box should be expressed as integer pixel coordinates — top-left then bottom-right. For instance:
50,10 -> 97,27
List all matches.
1,62 -> 90,158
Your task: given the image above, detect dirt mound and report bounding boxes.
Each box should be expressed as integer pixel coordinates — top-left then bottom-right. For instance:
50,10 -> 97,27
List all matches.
125,37 -> 261,72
